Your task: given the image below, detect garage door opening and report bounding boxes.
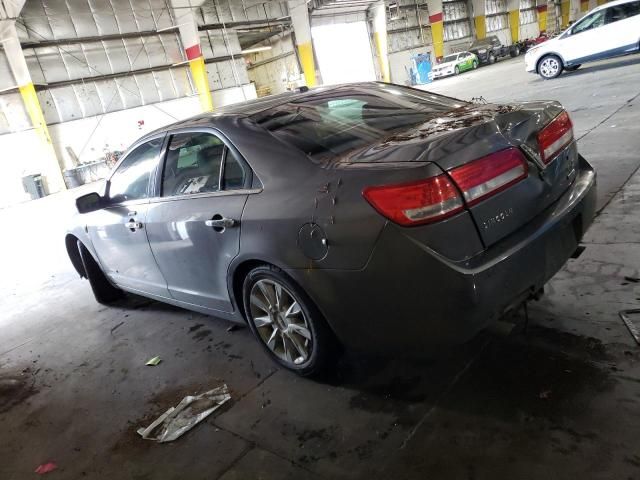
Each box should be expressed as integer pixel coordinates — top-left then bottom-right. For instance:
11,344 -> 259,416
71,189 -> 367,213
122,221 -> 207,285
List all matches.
311,21 -> 377,85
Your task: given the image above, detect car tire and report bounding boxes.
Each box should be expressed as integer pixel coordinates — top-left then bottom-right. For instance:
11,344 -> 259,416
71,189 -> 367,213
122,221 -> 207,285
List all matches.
242,265 -> 339,377
472,60 -> 478,69
565,64 -> 581,71
77,240 -> 123,304
488,54 -> 496,64
510,46 -> 520,57
538,54 -> 563,79
454,66 -> 460,75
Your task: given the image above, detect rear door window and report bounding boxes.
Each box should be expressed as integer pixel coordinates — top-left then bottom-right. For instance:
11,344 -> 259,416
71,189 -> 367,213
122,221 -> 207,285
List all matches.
625,0 -> 640,16
605,4 -> 629,23
162,132 -> 224,197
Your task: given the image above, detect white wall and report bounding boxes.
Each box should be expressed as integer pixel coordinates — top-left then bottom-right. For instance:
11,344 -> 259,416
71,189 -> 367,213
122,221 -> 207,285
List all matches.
520,22 -> 540,39
0,83 -> 256,209
246,33 -> 303,95
491,27 -> 513,45
445,37 -> 474,54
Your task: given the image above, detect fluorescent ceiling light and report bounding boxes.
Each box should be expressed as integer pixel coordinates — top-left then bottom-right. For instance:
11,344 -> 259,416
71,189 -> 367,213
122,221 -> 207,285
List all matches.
241,46 -> 273,54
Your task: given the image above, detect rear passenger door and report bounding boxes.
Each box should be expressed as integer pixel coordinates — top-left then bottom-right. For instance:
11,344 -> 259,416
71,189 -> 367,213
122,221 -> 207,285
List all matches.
145,129 -> 256,313
602,1 -> 640,54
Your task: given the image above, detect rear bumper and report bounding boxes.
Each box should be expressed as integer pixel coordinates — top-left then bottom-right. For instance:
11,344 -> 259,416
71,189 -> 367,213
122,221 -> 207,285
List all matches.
286,156 -> 596,354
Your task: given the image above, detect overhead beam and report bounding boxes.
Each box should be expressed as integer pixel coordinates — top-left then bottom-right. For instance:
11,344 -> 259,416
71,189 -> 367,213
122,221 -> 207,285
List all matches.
19,19 -> 292,50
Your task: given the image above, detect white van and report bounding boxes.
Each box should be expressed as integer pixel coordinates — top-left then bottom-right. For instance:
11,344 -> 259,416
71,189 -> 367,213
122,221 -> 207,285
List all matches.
525,0 -> 640,79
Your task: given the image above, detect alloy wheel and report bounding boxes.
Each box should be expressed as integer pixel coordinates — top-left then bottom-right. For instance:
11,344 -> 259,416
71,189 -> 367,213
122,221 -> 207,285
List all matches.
249,279 -> 313,366
540,57 -> 560,78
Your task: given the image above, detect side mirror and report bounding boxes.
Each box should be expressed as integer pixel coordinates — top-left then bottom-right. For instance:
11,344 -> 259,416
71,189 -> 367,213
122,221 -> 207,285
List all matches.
76,192 -> 104,214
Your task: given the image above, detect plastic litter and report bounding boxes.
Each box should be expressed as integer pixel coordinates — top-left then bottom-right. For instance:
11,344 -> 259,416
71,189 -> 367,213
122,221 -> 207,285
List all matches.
137,384 -> 231,443
35,462 -> 57,474
145,356 -> 162,366
620,309 -> 640,345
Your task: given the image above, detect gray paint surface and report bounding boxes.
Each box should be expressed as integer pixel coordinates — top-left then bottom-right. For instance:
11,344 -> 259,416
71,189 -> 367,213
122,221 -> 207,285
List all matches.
68,82 -> 596,353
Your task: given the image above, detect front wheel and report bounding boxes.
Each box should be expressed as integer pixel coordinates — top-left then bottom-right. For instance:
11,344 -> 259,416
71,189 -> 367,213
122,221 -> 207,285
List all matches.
538,54 -> 563,79
77,241 -> 123,304
488,54 -> 496,64
243,265 -> 339,376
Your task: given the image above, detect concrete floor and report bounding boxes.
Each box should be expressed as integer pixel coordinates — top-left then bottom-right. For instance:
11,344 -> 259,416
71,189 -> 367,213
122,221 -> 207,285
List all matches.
2,55 -> 640,479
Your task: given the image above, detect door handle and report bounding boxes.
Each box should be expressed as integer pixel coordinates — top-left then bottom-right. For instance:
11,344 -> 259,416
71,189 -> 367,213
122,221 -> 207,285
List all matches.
126,220 -> 143,231
205,217 -> 237,229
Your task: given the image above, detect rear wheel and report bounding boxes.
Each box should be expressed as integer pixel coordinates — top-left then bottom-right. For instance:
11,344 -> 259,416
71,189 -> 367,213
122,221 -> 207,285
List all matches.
454,66 -> 460,75
77,241 -> 123,304
538,54 -> 563,79
510,46 -> 520,57
472,60 -> 478,69
243,265 -> 339,377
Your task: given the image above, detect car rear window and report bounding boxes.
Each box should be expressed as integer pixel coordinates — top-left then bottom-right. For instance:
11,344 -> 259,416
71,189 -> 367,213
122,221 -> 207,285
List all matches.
252,84 -> 465,164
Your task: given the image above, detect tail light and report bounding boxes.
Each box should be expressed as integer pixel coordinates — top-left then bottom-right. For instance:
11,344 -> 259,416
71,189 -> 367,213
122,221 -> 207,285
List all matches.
537,111 -> 573,164
363,147 -> 528,226
363,175 -> 464,226
449,148 -> 529,207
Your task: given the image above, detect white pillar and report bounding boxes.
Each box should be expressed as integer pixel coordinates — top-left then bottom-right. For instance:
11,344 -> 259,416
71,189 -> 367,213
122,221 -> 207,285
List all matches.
288,0 -> 317,87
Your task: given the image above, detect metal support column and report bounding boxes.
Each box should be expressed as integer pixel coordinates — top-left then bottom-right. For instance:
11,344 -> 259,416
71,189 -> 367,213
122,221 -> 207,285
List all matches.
172,0 -> 213,112
1,21 -> 66,192
426,0 -> 445,60
507,0 -> 520,42
371,2 -> 390,82
288,0 -> 317,87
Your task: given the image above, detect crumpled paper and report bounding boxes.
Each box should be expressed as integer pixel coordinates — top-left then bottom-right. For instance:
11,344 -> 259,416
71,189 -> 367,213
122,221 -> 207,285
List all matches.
137,384 -> 231,443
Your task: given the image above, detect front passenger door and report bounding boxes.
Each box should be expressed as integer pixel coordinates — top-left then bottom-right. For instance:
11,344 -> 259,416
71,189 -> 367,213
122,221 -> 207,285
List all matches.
88,135 -> 170,297
560,9 -> 607,63
145,130 -> 255,313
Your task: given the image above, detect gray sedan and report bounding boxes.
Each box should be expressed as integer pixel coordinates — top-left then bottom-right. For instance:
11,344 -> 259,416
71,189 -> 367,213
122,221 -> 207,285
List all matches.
66,82 -> 596,376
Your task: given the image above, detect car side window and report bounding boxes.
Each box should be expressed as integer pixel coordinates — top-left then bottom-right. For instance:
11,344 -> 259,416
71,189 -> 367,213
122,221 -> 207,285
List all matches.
108,138 -> 162,204
605,4 -> 630,23
162,132 -> 224,197
222,148 -> 247,190
572,10 -> 605,33
625,0 -> 640,16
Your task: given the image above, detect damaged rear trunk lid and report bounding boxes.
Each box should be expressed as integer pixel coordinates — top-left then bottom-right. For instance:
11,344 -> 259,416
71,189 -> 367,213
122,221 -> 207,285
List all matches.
344,101 -> 579,248
254,84 -> 578,249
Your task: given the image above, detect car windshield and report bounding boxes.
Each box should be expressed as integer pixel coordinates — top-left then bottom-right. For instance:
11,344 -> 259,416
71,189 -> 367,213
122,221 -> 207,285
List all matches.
442,54 -> 458,63
252,84 -> 465,164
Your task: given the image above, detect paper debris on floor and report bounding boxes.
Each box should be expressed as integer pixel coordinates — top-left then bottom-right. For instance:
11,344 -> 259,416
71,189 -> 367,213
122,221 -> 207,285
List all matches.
620,309 -> 640,345
137,384 -> 231,443
35,462 -> 57,474
145,356 -> 162,366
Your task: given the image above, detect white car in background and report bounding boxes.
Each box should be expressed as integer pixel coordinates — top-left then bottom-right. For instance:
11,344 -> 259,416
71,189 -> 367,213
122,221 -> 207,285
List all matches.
525,0 -> 640,79
429,51 -> 479,80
